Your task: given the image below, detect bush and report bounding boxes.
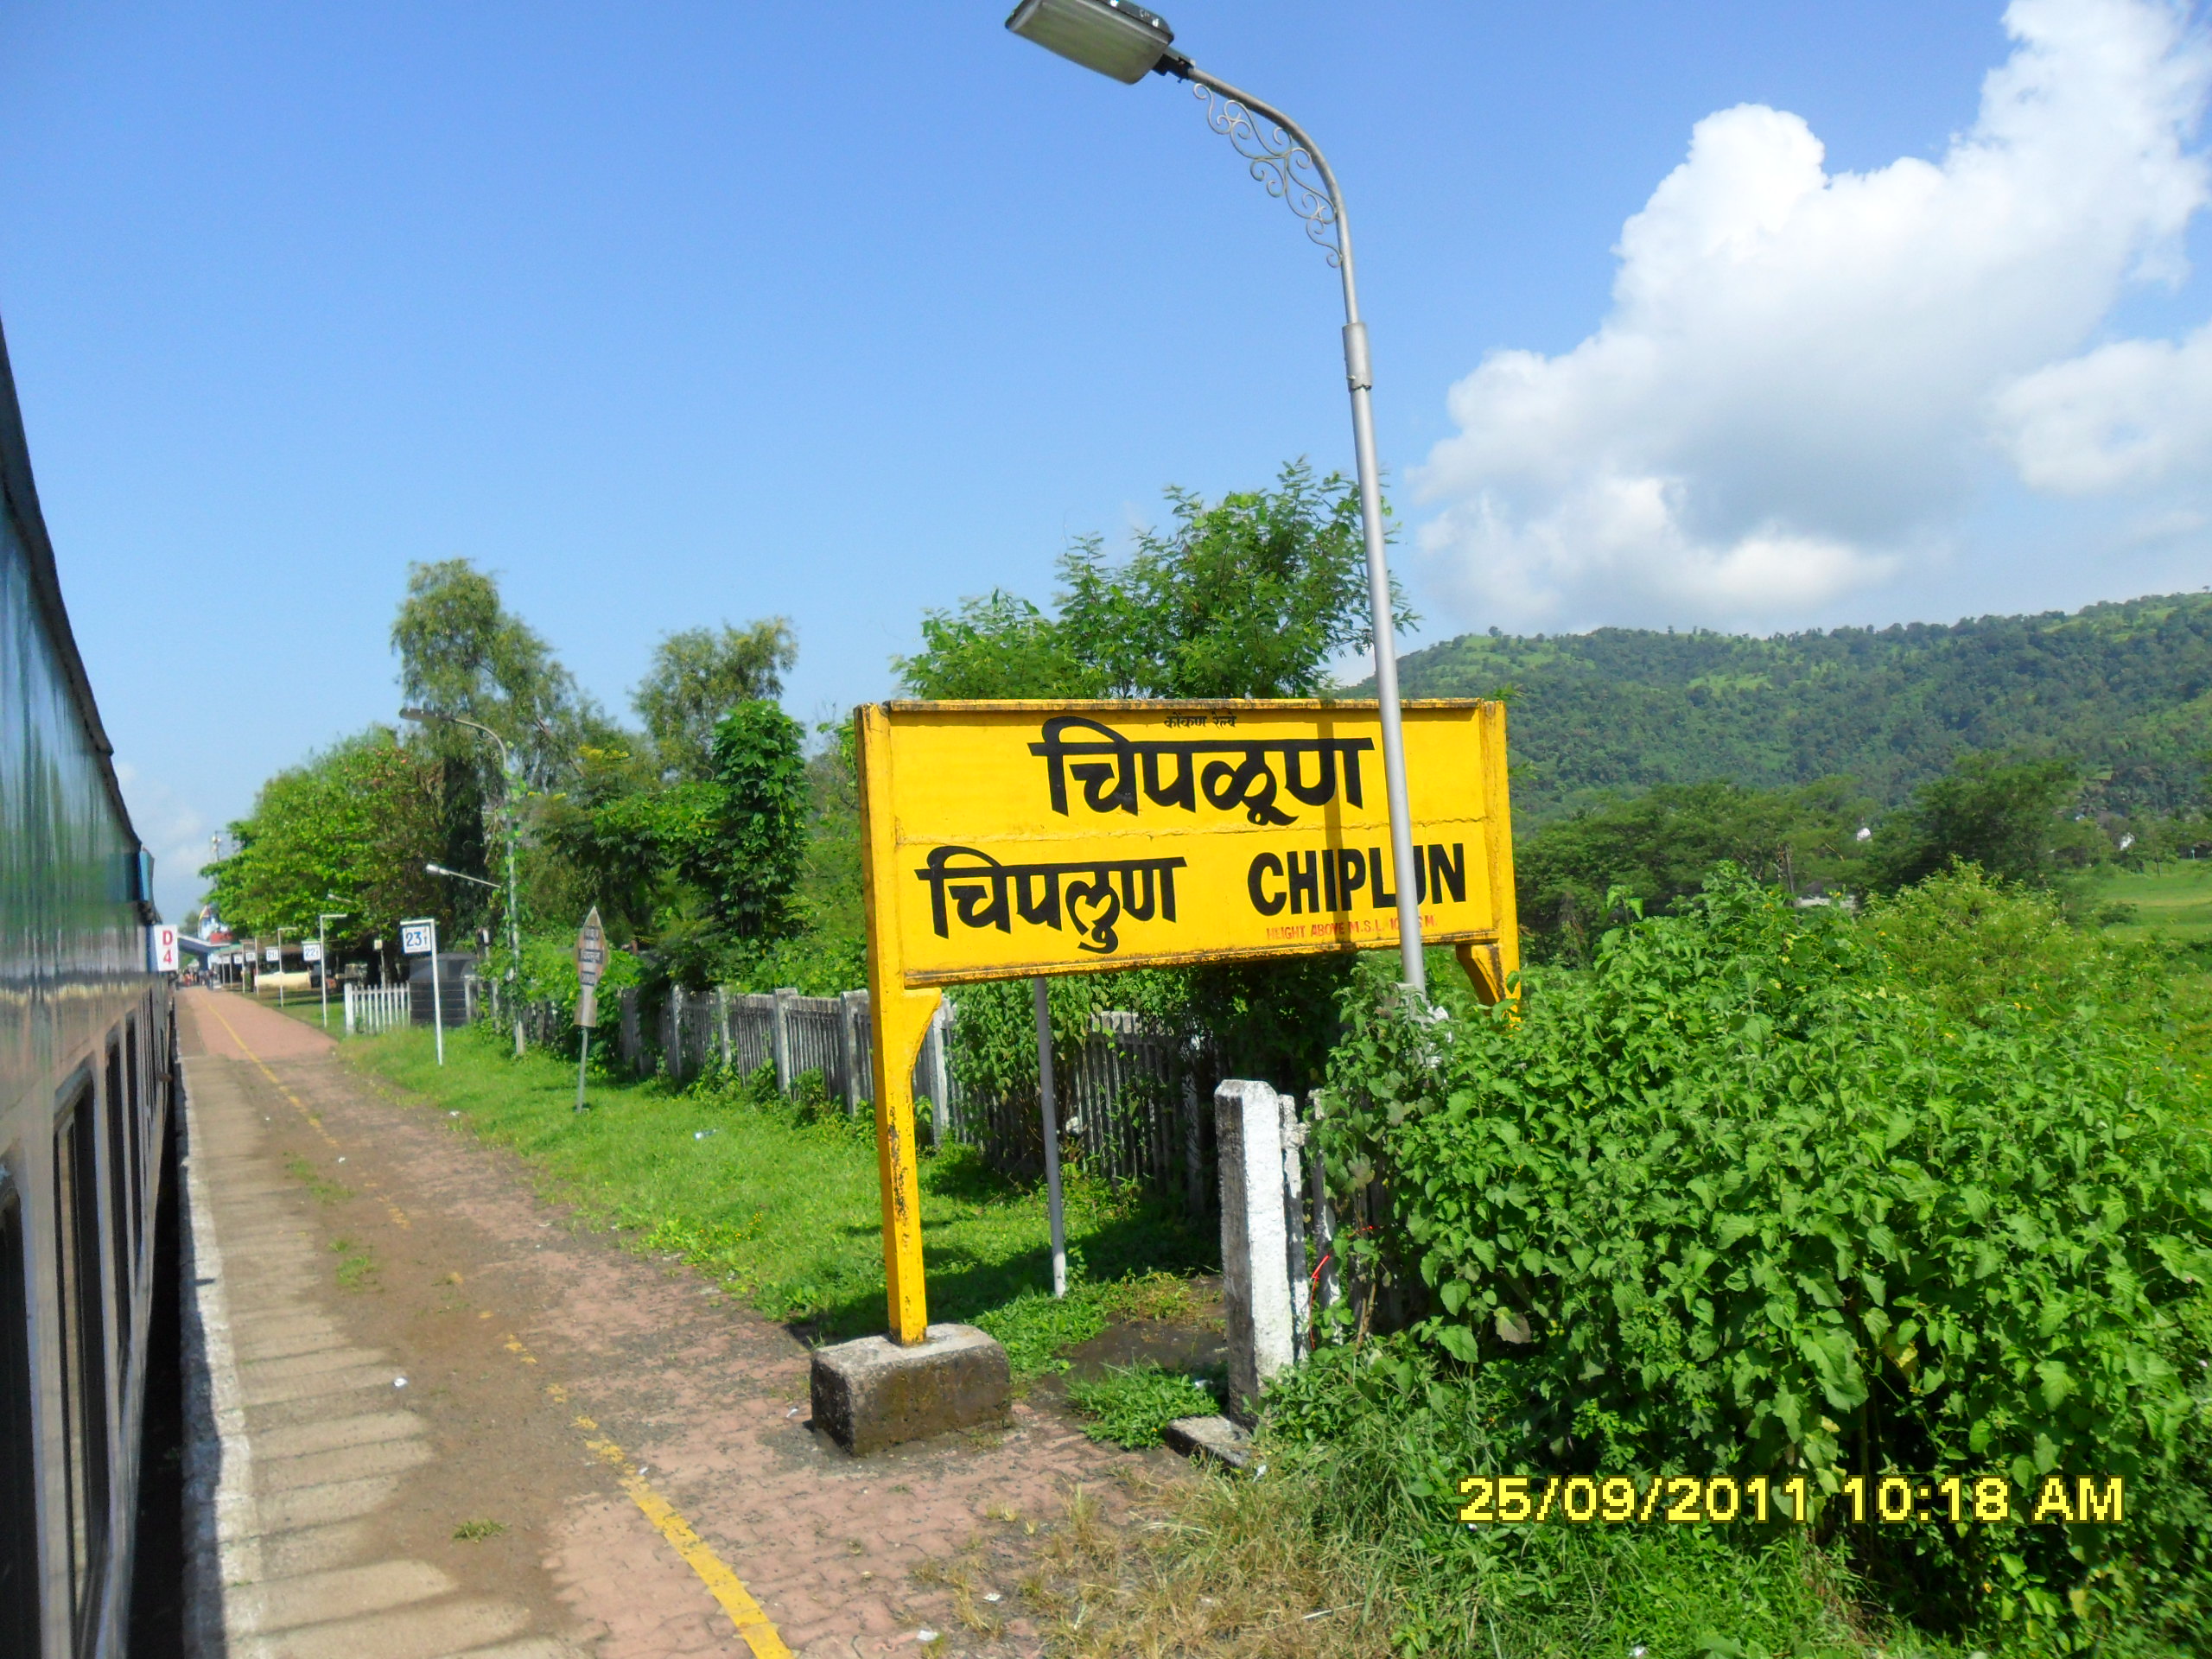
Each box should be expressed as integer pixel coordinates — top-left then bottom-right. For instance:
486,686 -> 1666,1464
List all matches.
1313,868 -> 2212,1646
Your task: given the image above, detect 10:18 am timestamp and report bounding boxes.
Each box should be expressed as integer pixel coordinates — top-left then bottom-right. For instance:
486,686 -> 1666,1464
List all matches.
1459,1474 -> 2124,1526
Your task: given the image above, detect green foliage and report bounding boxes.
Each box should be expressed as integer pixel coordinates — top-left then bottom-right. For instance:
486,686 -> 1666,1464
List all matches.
201,728 -> 442,948
973,1270 -> 1209,1380
487,930 -> 644,1056
1516,779 -> 1874,963
701,701 -> 807,939
1315,872 -> 2212,1643
1238,1337 -> 1889,1657
1065,1362 -> 1217,1448
898,460 -> 1408,701
976,1288 -> 1113,1378
1872,753 -> 2094,893
1390,591 -> 2212,824
1860,868 -> 2101,1026
532,702 -> 807,982
632,620 -> 796,780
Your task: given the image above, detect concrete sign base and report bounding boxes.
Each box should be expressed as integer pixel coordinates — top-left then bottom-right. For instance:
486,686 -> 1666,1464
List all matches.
809,1325 -> 1011,1454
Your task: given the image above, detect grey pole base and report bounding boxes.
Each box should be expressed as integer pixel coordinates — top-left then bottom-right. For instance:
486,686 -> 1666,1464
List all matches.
808,1325 -> 1012,1455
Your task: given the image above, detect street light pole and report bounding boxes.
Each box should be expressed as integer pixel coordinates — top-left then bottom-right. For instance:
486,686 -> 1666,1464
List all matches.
1006,0 -> 1427,992
401,708 -> 529,1052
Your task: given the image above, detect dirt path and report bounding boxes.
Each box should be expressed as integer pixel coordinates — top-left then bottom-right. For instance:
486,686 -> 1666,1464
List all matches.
181,989 -> 1154,1658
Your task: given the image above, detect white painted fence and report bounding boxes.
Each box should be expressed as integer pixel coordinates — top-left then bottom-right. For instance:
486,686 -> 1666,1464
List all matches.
343,983 -> 411,1036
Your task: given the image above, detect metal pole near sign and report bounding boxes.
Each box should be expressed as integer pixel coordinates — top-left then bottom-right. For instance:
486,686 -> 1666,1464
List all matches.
573,907 -> 607,1112
403,917 -> 442,1065
1033,978 -> 1068,1299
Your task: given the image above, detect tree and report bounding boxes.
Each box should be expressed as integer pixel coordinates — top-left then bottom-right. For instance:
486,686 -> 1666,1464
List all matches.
900,461 -> 1405,1094
1870,752 -> 2085,891
390,558 -> 598,783
390,558 -> 613,931
899,461 -> 1408,701
200,729 -> 443,950
696,701 -> 807,939
633,620 -> 798,780
1516,779 -> 1876,962
533,702 -> 806,982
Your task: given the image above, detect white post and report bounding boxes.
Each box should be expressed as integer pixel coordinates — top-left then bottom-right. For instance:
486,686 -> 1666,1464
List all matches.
1215,1079 -> 1294,1418
1034,978 -> 1066,1299
928,1002 -> 952,1147
344,982 -> 357,1036
429,920 -> 444,1066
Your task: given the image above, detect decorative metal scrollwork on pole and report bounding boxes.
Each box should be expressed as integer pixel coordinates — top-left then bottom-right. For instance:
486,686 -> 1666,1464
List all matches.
1189,81 -> 1341,266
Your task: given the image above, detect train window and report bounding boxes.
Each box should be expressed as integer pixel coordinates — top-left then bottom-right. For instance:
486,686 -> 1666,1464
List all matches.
0,1169 -> 41,1656
54,1084 -> 110,1643
105,1040 -> 131,1377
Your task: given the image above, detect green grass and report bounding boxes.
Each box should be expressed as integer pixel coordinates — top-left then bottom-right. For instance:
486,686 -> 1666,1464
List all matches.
339,1023 -> 1212,1354
330,1236 -> 378,1290
1064,1362 -> 1218,1448
286,1154 -> 353,1205
451,1518 -> 506,1541
2087,861 -> 2212,940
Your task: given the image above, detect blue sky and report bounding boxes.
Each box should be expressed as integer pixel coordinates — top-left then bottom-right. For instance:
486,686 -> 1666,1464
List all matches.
6,1 -> 2211,919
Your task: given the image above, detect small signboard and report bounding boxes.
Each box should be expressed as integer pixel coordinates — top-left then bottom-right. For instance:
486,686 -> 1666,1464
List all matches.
574,907 -> 607,1028
302,940 -> 324,964
264,947 -> 282,966
148,925 -> 179,975
575,908 -> 607,986
400,919 -> 436,957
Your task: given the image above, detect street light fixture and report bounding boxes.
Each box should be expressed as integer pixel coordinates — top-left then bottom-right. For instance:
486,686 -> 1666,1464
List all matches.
426,861 -> 499,890
402,708 -> 531,1051
1005,0 -> 1428,993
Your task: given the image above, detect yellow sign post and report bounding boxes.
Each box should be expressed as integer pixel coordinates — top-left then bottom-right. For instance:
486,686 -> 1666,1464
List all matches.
858,697 -> 1516,1345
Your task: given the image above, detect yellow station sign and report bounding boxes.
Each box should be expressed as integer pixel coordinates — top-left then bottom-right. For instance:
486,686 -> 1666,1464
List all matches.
856,698 -> 1517,1344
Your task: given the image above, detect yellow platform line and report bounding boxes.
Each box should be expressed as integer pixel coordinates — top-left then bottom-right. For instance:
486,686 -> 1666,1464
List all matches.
195,998 -> 793,1659
580,1421 -> 794,1659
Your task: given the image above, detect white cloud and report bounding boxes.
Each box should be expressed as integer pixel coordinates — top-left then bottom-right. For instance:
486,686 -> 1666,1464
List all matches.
1415,0 -> 2212,630
1993,324 -> 2212,490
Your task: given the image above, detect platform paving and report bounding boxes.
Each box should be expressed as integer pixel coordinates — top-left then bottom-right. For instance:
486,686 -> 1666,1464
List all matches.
177,989 -> 1146,1657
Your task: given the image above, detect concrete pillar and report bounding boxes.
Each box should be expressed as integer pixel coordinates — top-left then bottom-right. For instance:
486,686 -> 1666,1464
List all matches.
925,1003 -> 952,1147
1215,1079 -> 1294,1419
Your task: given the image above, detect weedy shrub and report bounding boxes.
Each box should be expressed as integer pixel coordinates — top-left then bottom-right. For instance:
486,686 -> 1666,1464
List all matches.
1313,869 -> 2212,1648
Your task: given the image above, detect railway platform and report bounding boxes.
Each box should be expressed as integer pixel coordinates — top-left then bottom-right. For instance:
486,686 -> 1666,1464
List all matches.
176,990 -> 1129,1658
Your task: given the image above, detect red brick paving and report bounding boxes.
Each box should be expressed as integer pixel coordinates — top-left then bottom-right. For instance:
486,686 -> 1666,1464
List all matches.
184,990 -> 1156,1657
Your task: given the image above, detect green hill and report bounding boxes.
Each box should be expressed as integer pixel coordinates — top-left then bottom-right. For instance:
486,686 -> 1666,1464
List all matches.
1387,590 -> 2212,825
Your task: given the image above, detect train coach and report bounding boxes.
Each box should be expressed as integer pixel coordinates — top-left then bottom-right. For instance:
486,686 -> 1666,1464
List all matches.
1,314 -> 180,1656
